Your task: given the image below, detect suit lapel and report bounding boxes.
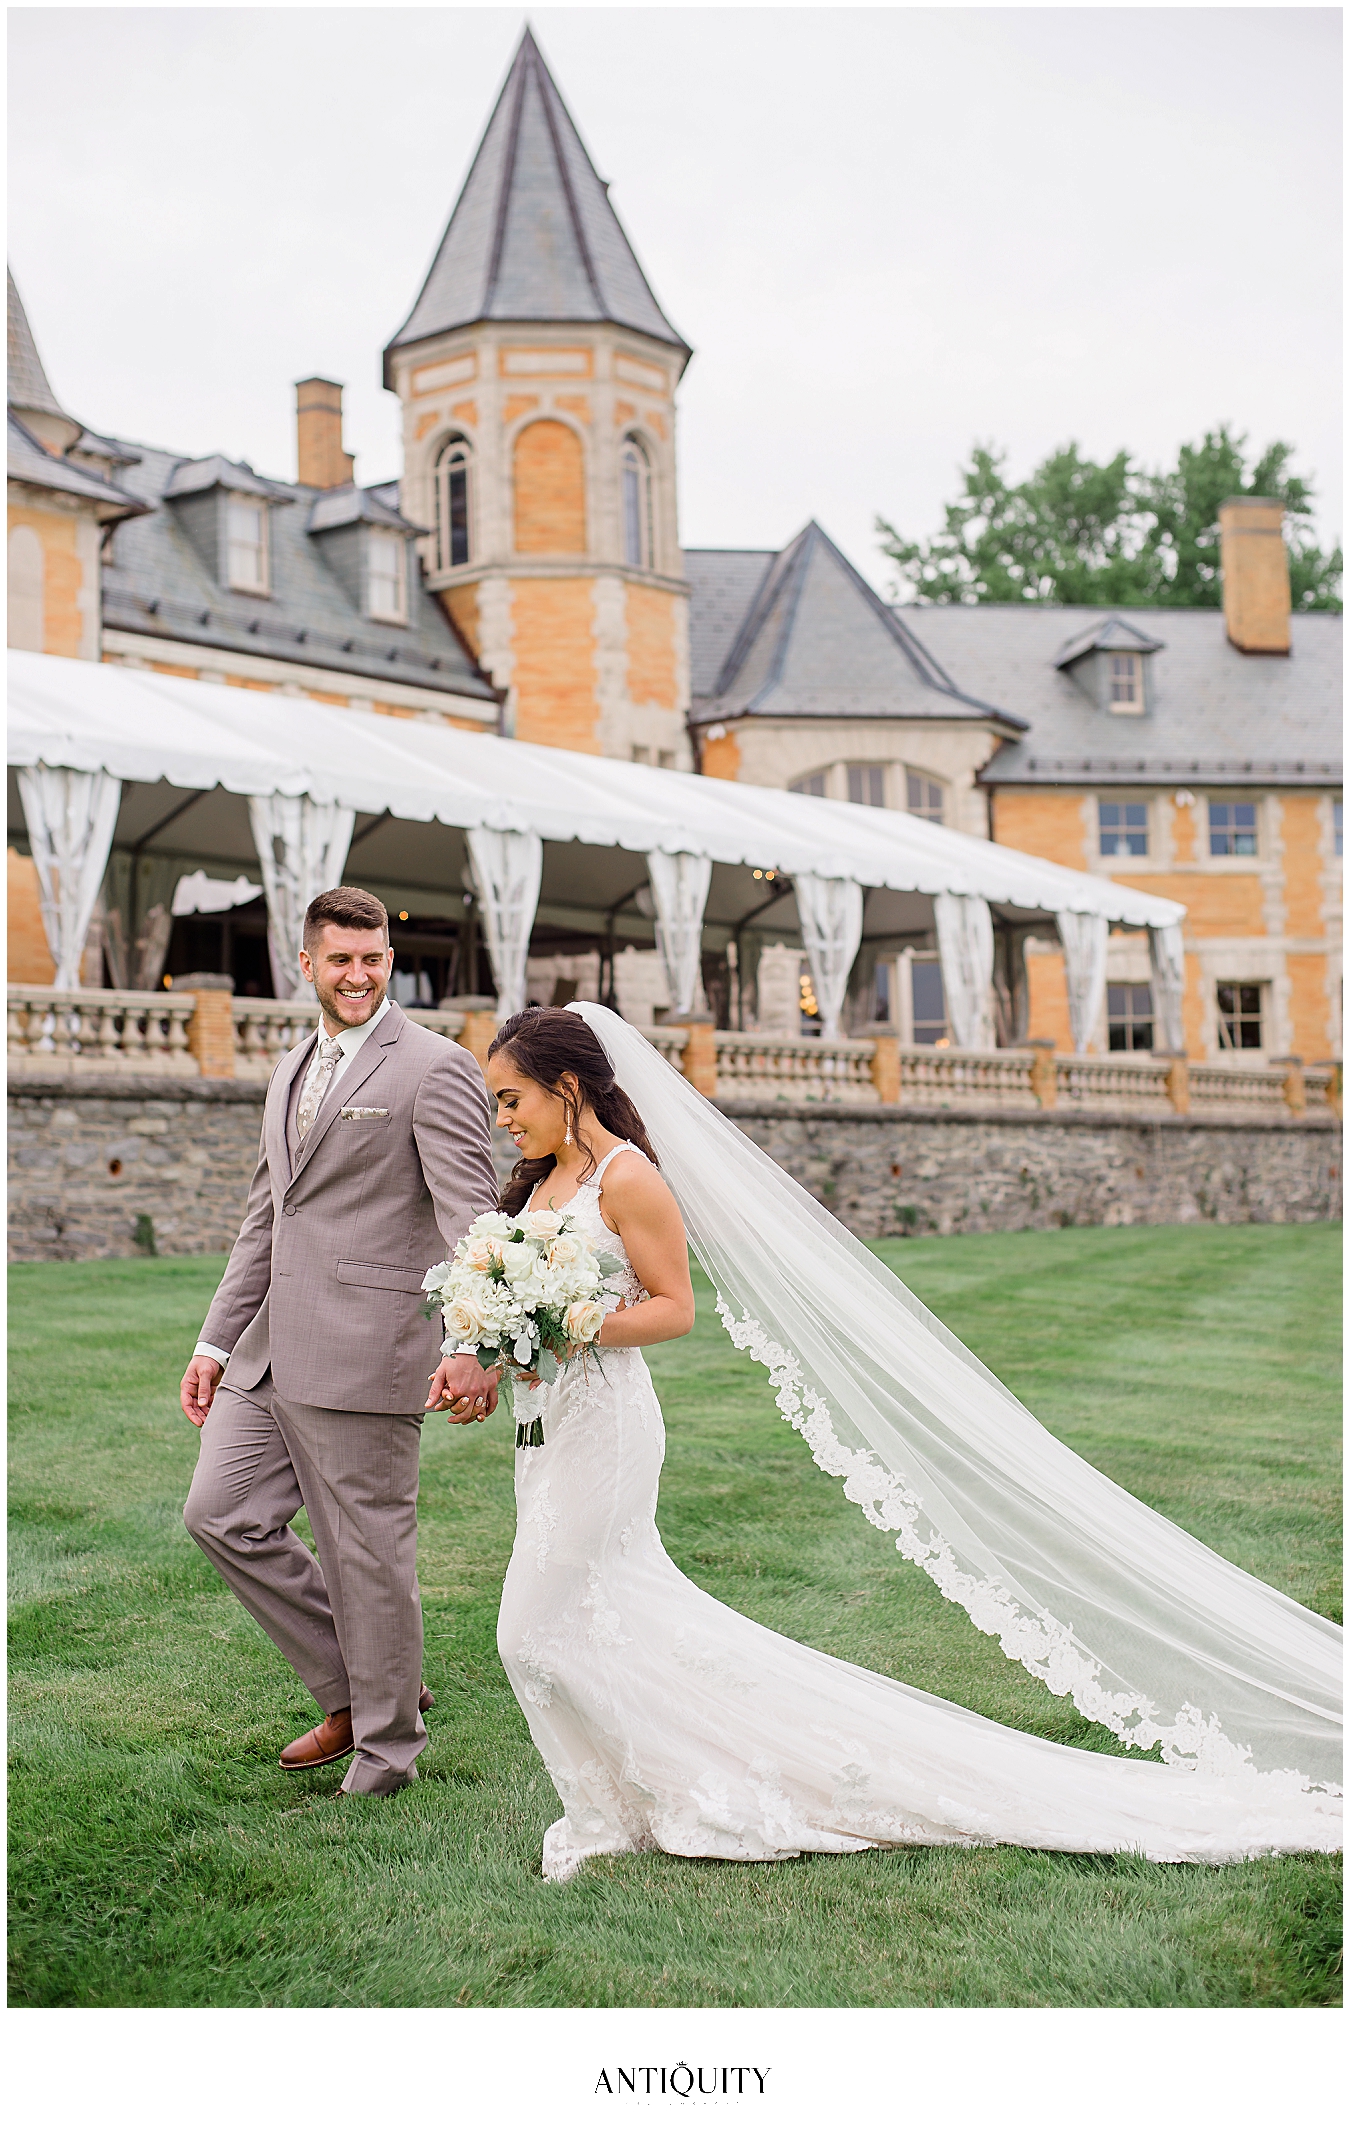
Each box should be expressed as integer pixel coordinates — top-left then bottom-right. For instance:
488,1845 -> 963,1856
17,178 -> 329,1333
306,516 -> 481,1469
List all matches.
286,1001 -> 407,1192
268,1035 -> 314,1194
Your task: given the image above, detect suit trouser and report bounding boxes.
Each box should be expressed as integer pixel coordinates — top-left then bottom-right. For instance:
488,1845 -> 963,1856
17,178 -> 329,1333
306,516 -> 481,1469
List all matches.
183,1373 -> 427,1793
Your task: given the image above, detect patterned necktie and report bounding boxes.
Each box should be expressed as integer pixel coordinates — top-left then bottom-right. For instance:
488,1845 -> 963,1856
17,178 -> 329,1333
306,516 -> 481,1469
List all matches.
296,1035 -> 343,1142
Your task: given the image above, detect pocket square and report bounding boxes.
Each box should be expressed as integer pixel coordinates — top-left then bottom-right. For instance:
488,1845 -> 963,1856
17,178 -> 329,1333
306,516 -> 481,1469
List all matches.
340,1106 -> 390,1119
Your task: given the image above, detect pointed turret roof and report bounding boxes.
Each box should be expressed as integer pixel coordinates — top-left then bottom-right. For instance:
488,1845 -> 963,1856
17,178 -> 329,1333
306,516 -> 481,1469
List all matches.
8,267 -> 81,449
693,523 -> 1026,729
385,27 -> 688,383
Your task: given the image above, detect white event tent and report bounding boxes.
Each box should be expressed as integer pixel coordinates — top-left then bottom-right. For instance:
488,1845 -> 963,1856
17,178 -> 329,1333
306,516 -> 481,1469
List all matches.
8,650 -> 1186,1048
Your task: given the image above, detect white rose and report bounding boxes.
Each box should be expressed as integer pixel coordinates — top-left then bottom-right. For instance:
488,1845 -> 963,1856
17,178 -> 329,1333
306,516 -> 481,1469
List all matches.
468,1210 -> 514,1241
499,1238 -> 541,1284
564,1299 -> 606,1346
442,1298 -> 484,1348
459,1237 -> 497,1273
519,1209 -> 565,1241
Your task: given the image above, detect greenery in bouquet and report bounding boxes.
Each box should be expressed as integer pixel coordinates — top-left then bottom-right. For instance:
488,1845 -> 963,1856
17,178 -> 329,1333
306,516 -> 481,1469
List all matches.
423,1207 -> 624,1446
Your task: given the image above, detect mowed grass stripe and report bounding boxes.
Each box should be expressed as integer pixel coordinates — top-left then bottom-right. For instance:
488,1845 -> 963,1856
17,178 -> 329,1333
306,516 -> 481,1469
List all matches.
8,1223 -> 1342,2008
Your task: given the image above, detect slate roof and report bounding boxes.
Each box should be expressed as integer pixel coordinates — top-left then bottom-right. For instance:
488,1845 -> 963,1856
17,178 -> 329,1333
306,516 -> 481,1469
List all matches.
99,437 -> 499,706
902,603 -> 1343,786
385,27 -> 688,381
687,522 -> 1024,730
8,412 -> 147,517
7,268 -> 64,418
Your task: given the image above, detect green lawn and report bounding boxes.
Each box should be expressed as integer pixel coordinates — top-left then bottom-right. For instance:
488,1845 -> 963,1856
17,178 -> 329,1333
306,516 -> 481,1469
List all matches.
8,1223 -> 1342,2008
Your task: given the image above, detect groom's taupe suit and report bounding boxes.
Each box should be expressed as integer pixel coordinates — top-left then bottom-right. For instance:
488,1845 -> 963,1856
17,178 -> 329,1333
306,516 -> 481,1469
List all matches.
184,999 -> 500,1792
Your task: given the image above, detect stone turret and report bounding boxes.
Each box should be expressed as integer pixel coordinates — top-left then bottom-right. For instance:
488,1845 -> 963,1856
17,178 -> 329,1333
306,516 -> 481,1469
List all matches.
383,28 -> 692,761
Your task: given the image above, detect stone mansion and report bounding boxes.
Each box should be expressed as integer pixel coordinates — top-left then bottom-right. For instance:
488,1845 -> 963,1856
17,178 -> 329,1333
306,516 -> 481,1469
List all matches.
7,27 -> 1341,1066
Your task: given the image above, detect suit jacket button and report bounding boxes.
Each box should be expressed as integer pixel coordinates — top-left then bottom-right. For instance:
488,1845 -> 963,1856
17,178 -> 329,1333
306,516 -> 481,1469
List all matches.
284,1203 -> 297,1216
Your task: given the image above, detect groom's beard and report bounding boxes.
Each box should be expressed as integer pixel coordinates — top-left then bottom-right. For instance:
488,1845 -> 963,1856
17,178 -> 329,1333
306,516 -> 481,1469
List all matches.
315,972 -> 390,1031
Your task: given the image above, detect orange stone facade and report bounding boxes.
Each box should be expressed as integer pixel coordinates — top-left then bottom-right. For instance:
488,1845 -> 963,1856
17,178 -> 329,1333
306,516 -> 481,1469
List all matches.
391,325 -> 691,764
992,787 -> 1342,1066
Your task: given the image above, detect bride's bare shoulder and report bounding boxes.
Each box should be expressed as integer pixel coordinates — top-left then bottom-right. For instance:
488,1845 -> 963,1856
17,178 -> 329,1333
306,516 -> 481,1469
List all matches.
596,1145 -> 679,1222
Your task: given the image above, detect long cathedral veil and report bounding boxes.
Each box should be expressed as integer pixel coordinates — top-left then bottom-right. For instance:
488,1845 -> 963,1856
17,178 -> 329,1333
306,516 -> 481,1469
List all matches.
572,1003 -> 1342,1797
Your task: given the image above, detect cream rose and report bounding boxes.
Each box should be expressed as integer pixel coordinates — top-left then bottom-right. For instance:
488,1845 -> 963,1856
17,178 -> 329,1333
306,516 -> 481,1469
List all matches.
460,1237 -> 498,1273
519,1210 -> 565,1241
564,1299 -> 606,1346
442,1298 -> 484,1348
545,1232 -> 588,1274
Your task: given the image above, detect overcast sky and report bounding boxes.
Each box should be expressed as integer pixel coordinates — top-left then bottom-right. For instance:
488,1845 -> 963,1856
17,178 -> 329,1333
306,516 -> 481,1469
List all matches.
8,4 -> 1342,591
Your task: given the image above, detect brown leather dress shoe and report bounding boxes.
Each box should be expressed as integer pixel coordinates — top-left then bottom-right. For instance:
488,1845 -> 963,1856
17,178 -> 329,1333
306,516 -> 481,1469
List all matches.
279,1708 -> 354,1771
419,1683 -> 435,1713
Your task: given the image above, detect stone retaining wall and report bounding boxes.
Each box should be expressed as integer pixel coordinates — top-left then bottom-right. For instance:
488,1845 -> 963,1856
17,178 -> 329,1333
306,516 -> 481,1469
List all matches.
727,1101 -> 1342,1237
7,1074 -> 1341,1263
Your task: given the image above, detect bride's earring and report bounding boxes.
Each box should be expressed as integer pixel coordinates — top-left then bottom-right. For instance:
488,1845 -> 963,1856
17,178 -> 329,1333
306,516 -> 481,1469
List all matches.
563,1105 -> 574,1147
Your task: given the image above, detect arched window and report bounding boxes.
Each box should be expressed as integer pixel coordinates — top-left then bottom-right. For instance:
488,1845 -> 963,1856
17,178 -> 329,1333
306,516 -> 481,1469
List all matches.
435,433 -> 473,571
621,435 -> 653,569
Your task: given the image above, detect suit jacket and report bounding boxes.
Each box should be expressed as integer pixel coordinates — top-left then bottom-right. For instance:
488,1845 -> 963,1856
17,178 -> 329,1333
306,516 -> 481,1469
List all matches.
198,1000 -> 502,1414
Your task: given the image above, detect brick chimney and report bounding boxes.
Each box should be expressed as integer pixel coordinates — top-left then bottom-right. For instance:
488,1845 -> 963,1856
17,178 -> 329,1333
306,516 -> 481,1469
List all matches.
1219,497 -> 1291,654
295,377 -> 355,490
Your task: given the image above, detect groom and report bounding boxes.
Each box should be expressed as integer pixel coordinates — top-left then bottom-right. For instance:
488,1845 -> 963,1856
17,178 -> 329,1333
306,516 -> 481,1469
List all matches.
180,885 -> 501,1796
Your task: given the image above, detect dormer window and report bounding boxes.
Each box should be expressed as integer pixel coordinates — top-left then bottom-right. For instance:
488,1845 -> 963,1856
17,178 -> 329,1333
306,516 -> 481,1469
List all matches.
368,529 -> 407,623
227,495 -> 269,594
847,762 -> 886,808
621,435 -> 653,569
1108,652 -> 1144,712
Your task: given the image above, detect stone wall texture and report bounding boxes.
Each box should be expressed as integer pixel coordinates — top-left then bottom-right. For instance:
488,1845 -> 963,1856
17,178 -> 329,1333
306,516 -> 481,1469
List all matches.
7,1074 -> 1341,1263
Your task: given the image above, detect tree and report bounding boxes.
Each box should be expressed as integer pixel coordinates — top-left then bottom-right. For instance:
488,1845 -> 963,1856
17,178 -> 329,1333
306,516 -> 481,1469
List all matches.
878,427 -> 1342,612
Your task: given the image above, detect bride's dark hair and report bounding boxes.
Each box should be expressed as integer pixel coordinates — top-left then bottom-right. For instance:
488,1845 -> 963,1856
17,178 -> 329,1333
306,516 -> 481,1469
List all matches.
489,1006 -> 659,1215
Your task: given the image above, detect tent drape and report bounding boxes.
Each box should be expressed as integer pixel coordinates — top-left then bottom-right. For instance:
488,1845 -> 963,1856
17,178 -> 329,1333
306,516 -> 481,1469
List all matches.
1057,909 -> 1110,1056
933,891 -> 995,1050
17,763 -> 122,989
646,850 -> 713,1018
247,794 -> 355,1000
1149,923 -> 1187,1055
794,873 -> 864,1041
467,827 -> 544,1020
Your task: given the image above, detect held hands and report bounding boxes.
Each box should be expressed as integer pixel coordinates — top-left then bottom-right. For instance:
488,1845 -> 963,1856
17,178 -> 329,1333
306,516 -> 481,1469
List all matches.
427,1356 -> 501,1423
180,1355 -> 224,1428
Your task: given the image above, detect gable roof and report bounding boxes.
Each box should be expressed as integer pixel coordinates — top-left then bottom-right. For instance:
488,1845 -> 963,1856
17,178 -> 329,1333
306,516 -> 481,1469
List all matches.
902,602 -> 1343,787
689,522 -> 1025,730
385,27 -> 688,381
1054,613 -> 1165,669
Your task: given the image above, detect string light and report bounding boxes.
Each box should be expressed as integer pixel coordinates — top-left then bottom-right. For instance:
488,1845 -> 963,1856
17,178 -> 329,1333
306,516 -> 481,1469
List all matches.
398,910 -> 409,921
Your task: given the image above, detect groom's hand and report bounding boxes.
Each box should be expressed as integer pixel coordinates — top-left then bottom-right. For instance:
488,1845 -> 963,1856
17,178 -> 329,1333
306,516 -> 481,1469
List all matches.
180,1355 -> 224,1428
428,1356 -> 499,1422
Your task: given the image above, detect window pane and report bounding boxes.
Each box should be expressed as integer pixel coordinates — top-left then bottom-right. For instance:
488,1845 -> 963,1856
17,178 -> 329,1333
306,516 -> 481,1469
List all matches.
1334,800 -> 1343,856
906,771 -> 944,823
1108,653 -> 1142,708
873,961 -> 891,1024
227,499 -> 266,590
1209,802 -> 1258,857
1099,800 -> 1147,857
847,763 -> 885,808
1217,981 -> 1263,1050
437,436 -> 472,570
368,531 -> 404,619
789,771 -> 825,797
1107,980 -> 1153,1051
912,960 -> 947,1045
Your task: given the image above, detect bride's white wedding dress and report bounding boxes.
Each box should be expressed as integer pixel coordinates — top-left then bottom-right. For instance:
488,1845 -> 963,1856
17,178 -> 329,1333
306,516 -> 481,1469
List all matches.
496,1142 -> 1341,1883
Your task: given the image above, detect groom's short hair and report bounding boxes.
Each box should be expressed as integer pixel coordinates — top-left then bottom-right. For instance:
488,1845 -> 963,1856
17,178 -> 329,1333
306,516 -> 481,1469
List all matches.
303,885 -> 390,952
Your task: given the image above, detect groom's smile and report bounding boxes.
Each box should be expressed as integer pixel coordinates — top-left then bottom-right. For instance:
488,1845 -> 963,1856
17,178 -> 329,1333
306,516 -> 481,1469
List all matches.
298,922 -> 395,1034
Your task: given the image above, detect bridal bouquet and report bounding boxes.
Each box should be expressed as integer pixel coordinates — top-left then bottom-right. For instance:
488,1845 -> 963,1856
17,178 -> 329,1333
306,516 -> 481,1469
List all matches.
423,1208 -> 624,1448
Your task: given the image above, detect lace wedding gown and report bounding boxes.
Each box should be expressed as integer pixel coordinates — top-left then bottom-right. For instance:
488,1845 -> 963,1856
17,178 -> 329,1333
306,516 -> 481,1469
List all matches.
496,1145 -> 1341,1883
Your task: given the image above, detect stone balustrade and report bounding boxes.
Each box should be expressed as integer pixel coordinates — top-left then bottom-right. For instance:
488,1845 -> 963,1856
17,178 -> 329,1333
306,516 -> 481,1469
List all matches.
229,996 -> 465,1075
6,986 -> 1340,1121
7,986 -> 198,1073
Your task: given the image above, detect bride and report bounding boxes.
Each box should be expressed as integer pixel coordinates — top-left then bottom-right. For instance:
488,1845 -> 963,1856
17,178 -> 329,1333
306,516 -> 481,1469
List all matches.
467,1004 -> 1340,1883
